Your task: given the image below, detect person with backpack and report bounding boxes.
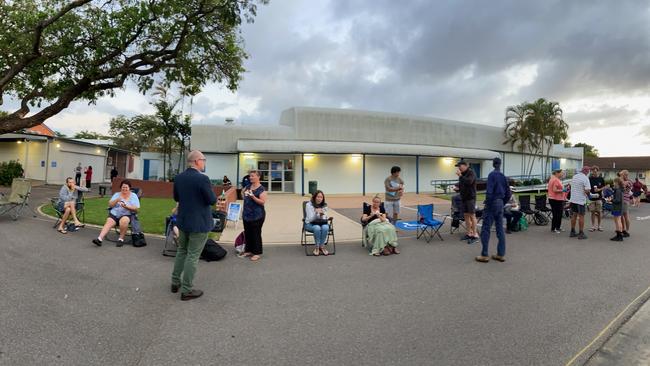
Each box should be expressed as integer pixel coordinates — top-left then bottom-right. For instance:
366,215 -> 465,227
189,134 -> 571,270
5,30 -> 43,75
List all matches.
476,157 -> 511,263
170,150 -> 217,301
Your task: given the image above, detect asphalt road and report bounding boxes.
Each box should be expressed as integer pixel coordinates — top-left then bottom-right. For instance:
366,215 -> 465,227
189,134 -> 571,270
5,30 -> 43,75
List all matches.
2,187 -> 650,366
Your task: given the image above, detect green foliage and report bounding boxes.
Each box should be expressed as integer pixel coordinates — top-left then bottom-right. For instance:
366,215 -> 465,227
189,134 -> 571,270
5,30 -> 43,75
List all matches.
572,142 -> 599,157
73,130 -> 109,139
530,178 -> 542,185
0,0 -> 267,133
503,98 -> 568,177
0,160 -> 24,186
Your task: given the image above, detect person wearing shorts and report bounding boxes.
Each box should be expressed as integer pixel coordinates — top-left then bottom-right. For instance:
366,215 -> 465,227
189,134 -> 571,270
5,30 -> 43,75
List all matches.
569,166 -> 591,239
384,166 -> 404,223
456,160 -> 478,243
609,177 -> 625,242
588,166 -> 607,232
619,170 -> 632,237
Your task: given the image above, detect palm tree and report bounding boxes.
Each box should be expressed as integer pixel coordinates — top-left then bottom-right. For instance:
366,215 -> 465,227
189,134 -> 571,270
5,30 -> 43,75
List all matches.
503,99 -> 568,179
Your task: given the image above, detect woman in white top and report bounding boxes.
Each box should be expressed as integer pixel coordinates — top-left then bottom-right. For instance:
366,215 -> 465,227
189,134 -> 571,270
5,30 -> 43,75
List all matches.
304,190 -> 330,256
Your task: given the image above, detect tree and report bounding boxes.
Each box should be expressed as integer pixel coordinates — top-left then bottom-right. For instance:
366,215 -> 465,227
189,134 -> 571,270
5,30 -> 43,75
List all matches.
108,114 -> 158,153
73,130 -> 109,139
0,0 -> 266,134
503,98 -> 568,177
572,142 -> 599,158
54,130 -> 67,138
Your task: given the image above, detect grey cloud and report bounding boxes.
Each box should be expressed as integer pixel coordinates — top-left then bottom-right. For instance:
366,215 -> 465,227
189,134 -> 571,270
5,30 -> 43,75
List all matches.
565,106 -> 641,133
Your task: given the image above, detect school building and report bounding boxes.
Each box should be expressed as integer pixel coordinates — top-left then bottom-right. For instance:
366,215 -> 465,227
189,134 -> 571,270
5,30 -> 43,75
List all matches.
191,107 -> 583,195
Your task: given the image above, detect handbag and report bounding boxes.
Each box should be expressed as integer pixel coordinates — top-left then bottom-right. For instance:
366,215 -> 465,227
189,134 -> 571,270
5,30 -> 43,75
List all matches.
311,218 -> 328,225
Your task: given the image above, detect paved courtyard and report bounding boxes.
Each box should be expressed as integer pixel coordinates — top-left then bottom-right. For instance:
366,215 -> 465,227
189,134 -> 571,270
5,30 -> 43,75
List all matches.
1,186 -> 650,365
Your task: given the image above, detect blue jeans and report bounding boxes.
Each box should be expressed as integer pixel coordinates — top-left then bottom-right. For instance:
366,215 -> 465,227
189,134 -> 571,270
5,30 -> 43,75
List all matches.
480,199 -> 506,257
305,223 -> 329,246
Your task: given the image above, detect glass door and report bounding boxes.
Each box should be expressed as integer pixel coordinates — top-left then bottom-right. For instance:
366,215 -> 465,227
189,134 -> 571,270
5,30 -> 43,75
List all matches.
256,159 -> 294,193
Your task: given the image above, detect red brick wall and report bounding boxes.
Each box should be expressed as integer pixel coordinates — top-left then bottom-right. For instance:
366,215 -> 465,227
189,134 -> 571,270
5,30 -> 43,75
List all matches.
110,177 -> 229,199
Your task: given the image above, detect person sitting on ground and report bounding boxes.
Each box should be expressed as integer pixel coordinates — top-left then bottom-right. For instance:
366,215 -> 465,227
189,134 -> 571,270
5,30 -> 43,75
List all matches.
304,190 -> 330,256
362,195 -> 399,256
56,177 -> 89,234
503,192 -> 522,234
92,180 -> 140,247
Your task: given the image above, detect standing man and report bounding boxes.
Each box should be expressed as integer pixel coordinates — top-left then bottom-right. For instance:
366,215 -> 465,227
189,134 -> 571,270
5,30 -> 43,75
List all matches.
74,163 -> 82,186
384,166 -> 404,223
588,166 -> 607,232
619,170 -> 633,237
569,166 -> 592,239
476,158 -> 510,263
456,160 -> 478,244
110,166 -> 119,182
171,150 -> 217,301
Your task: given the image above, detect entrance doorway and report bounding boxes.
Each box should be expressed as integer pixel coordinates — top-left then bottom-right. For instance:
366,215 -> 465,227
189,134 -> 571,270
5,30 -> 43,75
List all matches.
257,160 -> 294,193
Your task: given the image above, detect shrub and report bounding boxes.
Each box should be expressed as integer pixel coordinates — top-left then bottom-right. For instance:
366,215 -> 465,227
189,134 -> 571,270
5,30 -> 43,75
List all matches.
530,178 -> 542,185
523,180 -> 532,186
0,160 -> 24,186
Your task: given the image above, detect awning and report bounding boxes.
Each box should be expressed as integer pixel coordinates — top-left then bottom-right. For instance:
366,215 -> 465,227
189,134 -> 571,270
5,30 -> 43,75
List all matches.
236,139 -> 500,160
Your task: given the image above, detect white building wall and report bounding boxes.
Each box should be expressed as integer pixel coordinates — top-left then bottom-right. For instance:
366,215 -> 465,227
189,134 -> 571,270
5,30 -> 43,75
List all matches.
127,155 -> 143,180
0,142 -> 27,171
47,141 -> 107,185
204,154 -> 238,182
365,155 -> 416,196
303,154 -> 363,194
24,141 -> 47,181
419,157 -> 457,192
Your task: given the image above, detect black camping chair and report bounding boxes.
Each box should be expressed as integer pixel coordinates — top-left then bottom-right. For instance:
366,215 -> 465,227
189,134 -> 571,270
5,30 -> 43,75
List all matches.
105,188 -> 144,243
534,194 -> 553,220
300,201 -> 335,256
450,194 -> 467,234
361,202 -> 386,248
50,191 -> 85,229
519,194 -> 548,226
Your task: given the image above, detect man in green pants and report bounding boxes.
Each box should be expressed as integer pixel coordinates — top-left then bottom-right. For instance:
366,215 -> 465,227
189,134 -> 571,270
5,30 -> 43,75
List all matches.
171,150 -> 217,301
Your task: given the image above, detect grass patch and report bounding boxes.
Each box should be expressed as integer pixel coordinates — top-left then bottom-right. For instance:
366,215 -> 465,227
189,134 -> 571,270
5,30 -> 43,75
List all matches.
42,197 -> 177,235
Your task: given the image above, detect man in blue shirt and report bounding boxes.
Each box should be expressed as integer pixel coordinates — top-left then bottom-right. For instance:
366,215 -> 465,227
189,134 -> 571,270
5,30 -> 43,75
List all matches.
476,157 -> 511,263
171,150 -> 217,301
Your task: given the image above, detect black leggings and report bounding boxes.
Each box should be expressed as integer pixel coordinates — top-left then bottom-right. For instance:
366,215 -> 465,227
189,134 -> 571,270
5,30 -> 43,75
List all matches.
243,217 -> 265,255
549,199 -> 564,230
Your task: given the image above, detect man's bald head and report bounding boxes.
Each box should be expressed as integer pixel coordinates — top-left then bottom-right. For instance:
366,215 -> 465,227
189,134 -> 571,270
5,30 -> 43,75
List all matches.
187,150 -> 206,170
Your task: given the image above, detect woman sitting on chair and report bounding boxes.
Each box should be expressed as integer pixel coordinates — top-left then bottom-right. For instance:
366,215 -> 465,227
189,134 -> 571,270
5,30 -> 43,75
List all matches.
56,177 -> 89,234
362,195 -> 399,256
92,180 -> 140,247
305,190 -> 330,256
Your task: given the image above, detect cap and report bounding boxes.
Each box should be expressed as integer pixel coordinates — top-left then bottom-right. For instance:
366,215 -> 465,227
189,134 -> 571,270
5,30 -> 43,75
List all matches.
455,160 -> 468,167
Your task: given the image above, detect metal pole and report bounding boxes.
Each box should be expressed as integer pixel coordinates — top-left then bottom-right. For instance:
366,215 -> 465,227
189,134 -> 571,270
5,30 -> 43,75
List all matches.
236,153 -> 240,187
416,155 -> 420,194
362,154 -> 366,196
301,153 -> 305,196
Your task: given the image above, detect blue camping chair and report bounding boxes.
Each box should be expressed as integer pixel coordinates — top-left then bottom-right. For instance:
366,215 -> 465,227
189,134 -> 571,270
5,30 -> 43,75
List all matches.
416,204 -> 446,242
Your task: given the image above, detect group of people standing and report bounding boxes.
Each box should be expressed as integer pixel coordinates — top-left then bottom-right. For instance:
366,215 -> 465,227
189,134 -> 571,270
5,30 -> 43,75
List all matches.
74,163 -> 93,188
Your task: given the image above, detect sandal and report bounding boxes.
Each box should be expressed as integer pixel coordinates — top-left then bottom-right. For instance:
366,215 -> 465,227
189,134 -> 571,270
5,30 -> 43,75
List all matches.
74,224 -> 85,228
313,248 -> 320,256
57,228 -> 67,234
392,247 -> 400,255
382,247 -> 392,256
238,252 -> 252,258
320,248 -> 329,256
250,255 -> 261,262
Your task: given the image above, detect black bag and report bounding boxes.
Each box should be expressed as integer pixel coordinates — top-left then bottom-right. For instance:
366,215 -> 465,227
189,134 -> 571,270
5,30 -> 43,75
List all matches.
201,239 -> 227,262
310,219 -> 328,226
451,217 -> 460,228
212,211 -> 226,233
132,232 -> 147,247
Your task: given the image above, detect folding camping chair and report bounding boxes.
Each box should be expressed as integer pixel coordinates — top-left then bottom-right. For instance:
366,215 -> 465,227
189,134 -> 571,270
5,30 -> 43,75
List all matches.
534,194 -> 553,220
416,204 -> 446,242
162,215 -> 179,257
0,178 -> 35,220
450,194 -> 467,234
50,191 -> 86,228
300,201 -> 335,255
519,195 -> 547,225
105,188 -> 144,243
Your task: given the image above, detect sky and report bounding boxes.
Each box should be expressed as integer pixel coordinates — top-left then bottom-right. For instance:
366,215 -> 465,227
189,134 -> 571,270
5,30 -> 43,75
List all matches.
18,0 -> 650,156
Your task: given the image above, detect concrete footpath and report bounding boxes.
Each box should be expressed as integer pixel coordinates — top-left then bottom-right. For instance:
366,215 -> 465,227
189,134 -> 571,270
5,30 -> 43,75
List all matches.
585,288 -> 650,365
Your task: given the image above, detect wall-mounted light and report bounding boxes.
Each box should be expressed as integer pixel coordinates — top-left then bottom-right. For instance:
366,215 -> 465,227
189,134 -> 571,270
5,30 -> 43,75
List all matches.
303,153 -> 314,160
560,158 -> 566,164
56,143 -> 61,148
351,154 -> 362,161
242,153 -> 254,158
16,140 -> 22,144
96,149 -> 101,154
443,157 -> 455,165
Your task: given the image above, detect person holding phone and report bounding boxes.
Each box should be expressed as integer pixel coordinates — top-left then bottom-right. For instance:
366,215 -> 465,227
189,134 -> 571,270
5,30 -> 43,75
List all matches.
240,170 -> 267,262
304,190 -> 330,256
92,180 -> 140,247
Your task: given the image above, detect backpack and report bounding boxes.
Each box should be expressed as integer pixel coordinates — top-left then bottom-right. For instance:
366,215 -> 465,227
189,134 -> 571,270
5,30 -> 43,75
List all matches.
201,239 -> 227,262
132,232 -> 147,247
212,211 -> 226,233
518,216 -> 528,231
234,231 -> 246,254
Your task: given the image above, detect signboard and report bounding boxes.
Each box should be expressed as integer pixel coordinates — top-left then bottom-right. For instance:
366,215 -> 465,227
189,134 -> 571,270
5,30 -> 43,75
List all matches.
51,161 -> 57,168
227,202 -> 242,229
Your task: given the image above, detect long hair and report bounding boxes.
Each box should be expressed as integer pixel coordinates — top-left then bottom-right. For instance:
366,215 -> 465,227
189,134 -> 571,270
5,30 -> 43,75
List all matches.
311,190 -> 326,208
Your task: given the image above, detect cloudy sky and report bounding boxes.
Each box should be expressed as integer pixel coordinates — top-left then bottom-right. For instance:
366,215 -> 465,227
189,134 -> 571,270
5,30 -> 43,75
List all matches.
38,0 -> 650,156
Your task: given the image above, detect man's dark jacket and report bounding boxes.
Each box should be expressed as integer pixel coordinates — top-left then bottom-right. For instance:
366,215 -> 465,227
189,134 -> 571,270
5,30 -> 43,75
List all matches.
458,168 -> 477,200
173,168 -> 217,233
